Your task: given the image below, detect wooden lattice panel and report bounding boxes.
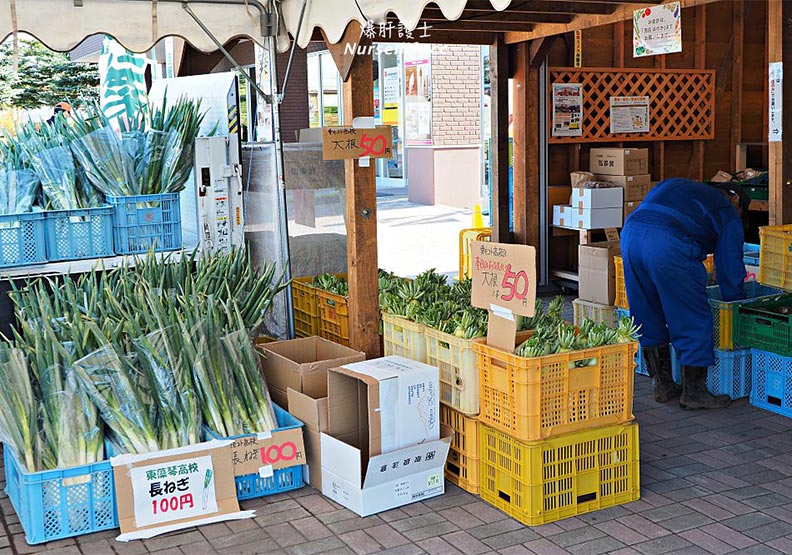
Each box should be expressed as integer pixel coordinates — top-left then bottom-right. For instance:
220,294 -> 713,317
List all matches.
549,68 -> 715,144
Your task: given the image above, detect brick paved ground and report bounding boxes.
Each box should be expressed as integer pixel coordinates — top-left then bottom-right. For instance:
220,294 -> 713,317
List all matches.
3,374 -> 792,554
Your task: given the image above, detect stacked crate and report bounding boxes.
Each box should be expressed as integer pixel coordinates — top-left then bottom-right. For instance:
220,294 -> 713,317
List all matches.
473,334 -> 640,525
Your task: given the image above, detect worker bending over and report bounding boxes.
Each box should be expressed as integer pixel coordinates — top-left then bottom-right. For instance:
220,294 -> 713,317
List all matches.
621,178 -> 749,410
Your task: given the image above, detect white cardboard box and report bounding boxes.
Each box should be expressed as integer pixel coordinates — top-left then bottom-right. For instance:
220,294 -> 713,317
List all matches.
328,356 -> 440,457
553,205 -> 575,227
573,207 -> 623,229
571,187 -> 624,210
320,427 -> 452,517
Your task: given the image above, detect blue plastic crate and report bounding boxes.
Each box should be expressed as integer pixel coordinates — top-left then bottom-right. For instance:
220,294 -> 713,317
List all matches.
744,243 -> 760,267
204,404 -> 305,501
751,349 -> 792,417
0,212 -> 46,268
107,193 -> 182,255
44,205 -> 114,262
3,445 -> 118,545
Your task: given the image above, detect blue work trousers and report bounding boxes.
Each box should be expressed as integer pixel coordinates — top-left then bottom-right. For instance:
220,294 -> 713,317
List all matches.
621,223 -> 715,367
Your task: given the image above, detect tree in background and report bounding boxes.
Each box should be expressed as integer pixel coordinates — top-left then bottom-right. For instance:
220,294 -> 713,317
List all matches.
0,39 -> 99,110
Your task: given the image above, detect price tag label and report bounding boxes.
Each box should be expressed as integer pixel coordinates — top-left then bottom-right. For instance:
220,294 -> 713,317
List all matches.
322,126 -> 393,160
605,228 -> 621,242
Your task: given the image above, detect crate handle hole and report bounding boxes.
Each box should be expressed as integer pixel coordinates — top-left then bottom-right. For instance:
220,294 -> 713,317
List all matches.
769,396 -> 783,406
756,318 -> 774,326
440,341 -> 450,350
498,490 -> 511,503
447,462 -> 461,477
577,492 -> 597,504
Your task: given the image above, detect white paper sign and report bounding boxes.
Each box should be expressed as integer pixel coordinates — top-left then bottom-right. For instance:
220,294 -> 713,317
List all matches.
633,2 -> 682,58
552,83 -> 583,137
770,62 -> 783,142
130,455 -> 218,528
610,96 -> 650,134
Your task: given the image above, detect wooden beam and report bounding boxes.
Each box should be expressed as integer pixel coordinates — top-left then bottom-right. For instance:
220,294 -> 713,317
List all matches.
768,0 -> 792,225
417,12 -> 574,25
429,21 -> 539,32
613,21 -> 624,68
450,1 -> 616,14
513,43 -> 541,250
529,36 -> 556,68
491,35 -> 511,242
730,0 -> 744,172
336,29 -> 495,45
504,0 -> 722,44
340,53 -> 381,358
322,21 -> 364,82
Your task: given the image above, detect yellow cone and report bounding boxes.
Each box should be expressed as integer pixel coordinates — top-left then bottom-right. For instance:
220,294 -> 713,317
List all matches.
472,204 -> 484,228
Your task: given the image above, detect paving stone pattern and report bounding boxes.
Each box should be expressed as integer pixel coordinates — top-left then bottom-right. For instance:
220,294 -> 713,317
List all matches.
4,377 -> 792,553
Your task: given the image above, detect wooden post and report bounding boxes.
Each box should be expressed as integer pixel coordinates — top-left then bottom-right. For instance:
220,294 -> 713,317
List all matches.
768,0 -> 792,225
491,35 -> 511,242
692,5 -> 706,181
730,0 -> 744,172
513,42 -> 540,249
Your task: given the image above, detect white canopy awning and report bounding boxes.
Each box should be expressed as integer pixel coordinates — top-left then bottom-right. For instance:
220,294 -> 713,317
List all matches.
0,1 -> 513,56
279,0 -> 513,49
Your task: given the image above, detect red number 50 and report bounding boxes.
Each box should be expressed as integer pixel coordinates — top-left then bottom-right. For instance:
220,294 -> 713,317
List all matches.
501,264 -> 530,302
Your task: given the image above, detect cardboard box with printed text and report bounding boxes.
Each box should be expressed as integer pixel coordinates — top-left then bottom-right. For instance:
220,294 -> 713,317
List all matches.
590,148 -> 649,176
593,174 -> 652,201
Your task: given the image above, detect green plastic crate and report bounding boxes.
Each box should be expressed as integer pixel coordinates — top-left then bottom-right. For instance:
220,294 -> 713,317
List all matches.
734,294 -> 792,357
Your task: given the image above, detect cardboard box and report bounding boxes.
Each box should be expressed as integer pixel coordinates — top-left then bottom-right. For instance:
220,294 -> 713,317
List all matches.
320,426 -> 452,517
328,356 -> 440,458
570,171 -> 594,188
624,201 -> 641,220
572,207 -> 623,229
578,241 -> 621,305
553,205 -> 577,228
590,148 -> 649,176
259,336 -> 365,409
571,187 -> 623,209
288,388 -> 328,490
745,265 -> 759,282
593,174 -> 652,201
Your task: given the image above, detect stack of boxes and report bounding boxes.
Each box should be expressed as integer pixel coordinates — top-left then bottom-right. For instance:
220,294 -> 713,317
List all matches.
590,147 -> 652,223
574,241 -> 621,327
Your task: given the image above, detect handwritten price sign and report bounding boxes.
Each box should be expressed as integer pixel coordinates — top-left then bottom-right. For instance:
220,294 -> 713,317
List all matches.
322,126 -> 394,160
470,241 -> 537,317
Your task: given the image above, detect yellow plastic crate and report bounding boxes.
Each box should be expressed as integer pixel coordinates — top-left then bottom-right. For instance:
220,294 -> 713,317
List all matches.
459,227 -> 492,281
479,421 -> 640,526
382,313 -> 427,362
572,299 -> 617,328
315,274 -> 350,346
292,276 -> 320,337
615,254 -> 715,310
474,337 -> 636,441
759,225 -> 792,290
440,405 -> 480,494
425,327 -> 479,415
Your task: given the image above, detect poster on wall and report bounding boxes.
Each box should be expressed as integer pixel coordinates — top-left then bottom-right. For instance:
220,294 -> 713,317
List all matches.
770,62 -> 783,142
551,83 -> 583,137
633,2 -> 682,58
404,45 -> 433,145
610,96 -> 650,134
383,67 -> 400,125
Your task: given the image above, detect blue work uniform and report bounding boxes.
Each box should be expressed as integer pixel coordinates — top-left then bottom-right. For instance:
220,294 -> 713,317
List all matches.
621,178 -> 745,367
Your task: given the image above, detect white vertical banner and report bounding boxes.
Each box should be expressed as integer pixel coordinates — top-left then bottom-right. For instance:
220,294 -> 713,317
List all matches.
99,36 -> 148,128
770,62 -> 783,143
165,37 -> 175,79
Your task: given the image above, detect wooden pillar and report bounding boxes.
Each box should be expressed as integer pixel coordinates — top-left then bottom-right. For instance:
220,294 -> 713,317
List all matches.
768,0 -> 792,225
323,22 -> 381,358
513,42 -> 540,249
490,35 -> 511,242
730,0 -> 744,172
692,5 -> 706,181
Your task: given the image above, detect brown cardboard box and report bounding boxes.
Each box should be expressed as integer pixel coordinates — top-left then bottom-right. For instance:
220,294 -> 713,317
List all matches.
590,148 -> 649,176
578,241 -> 621,305
593,174 -> 652,201
259,336 -> 365,409
288,388 -> 329,490
624,201 -> 641,220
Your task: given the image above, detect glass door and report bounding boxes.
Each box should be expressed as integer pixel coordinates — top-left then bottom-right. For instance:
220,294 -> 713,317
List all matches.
376,48 -> 406,189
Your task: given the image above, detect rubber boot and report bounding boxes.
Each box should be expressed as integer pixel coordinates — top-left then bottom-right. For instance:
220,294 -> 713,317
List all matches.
679,365 -> 731,410
643,344 -> 682,403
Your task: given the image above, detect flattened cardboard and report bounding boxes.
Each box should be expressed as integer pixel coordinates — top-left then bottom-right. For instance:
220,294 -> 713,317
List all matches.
112,441 -> 243,539
327,357 -> 440,458
579,242 -> 621,305
470,241 -> 537,318
259,336 -> 365,408
320,426 -> 452,517
228,427 -> 306,477
571,187 -> 623,209
593,174 -> 651,201
570,171 -> 594,187
590,148 -> 649,176
287,388 -> 329,490
322,126 -> 393,160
